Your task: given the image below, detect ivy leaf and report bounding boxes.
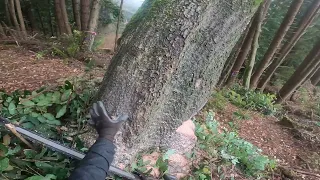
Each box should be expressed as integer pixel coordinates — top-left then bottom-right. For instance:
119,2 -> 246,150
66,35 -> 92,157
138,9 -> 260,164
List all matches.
6,145 -> 21,156
0,158 -> 9,172
24,149 -> 37,159
35,148 -> 47,159
21,122 -> 35,129
56,105 -> 67,118
37,98 -> 51,106
8,102 -> 17,115
61,89 -> 72,102
0,144 -> 8,155
35,161 -> 53,171
21,100 -> 35,107
37,116 -> 46,123
51,92 -> 61,103
163,149 -> 175,160
26,174 -> 56,180
43,113 -> 56,121
46,120 -> 61,126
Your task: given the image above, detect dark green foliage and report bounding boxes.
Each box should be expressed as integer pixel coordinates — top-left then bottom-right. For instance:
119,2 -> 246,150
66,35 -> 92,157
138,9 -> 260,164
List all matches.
222,85 -> 278,115
0,81 -> 96,179
189,112 -> 276,179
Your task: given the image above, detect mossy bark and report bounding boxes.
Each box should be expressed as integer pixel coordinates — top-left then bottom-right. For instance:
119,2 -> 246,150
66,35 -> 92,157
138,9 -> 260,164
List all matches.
98,0 -> 257,165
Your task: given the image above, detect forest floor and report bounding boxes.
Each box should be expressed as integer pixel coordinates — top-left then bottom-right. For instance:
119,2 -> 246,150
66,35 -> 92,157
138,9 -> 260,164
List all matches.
1,44 -> 319,179
213,103 -> 320,179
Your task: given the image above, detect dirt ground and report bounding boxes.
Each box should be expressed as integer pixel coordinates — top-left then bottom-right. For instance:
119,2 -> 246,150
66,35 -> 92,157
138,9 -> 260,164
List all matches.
215,103 -> 320,180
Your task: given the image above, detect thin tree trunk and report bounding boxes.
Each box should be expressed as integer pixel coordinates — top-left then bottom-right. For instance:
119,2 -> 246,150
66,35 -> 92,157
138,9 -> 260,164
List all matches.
311,68 -> 320,85
250,0 -> 304,89
257,0 -> 320,90
73,0 -> 82,30
225,10 -> 259,86
35,4 -> 46,35
276,39 -> 320,104
243,0 -> 271,89
48,0 -> 54,36
14,0 -> 27,37
83,0 -> 101,51
97,0 -> 256,165
114,0 -> 123,51
60,0 -> 72,34
80,0 -> 91,31
4,0 -> 13,27
218,19 -> 253,87
26,2 -> 37,32
55,0 -> 66,35
8,0 -> 20,32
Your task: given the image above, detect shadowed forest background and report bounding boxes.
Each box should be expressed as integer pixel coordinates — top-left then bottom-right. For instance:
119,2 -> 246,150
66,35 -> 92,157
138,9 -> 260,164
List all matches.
0,0 -> 319,179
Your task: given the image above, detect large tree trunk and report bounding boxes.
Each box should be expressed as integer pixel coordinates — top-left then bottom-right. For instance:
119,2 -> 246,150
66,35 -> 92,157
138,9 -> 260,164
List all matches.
14,0 -> 27,37
55,0 -> 66,35
72,0 -> 82,30
311,68 -> 320,86
80,0 -> 91,31
60,0 -> 72,34
35,3 -> 46,35
224,10 -> 258,86
8,0 -> 20,32
243,0 -> 271,89
250,0 -> 304,89
82,0 -> 101,51
26,3 -> 37,32
276,39 -> 320,104
257,0 -> 320,90
4,0 -> 12,27
97,0 -> 257,165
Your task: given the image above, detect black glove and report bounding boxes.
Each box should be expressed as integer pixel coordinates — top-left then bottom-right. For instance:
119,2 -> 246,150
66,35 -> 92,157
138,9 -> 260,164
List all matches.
90,101 -> 128,141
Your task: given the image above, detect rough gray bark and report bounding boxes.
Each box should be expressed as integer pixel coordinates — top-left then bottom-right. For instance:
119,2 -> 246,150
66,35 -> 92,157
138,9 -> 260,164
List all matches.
97,0 -> 257,165
83,0 -> 101,51
73,0 -> 82,30
55,0 -> 65,35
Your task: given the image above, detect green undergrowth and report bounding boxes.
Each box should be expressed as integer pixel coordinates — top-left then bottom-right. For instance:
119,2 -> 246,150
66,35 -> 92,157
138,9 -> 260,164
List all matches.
0,80 -> 97,180
211,85 -> 280,115
188,111 -> 276,179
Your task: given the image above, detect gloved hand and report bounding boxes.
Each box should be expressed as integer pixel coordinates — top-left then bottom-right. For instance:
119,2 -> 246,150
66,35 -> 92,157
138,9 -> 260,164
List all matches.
90,101 -> 128,141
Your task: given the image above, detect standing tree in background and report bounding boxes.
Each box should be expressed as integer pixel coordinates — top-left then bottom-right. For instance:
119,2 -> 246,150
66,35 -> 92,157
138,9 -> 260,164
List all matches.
60,0 -> 72,34
81,0 -> 90,31
73,0 -> 82,30
14,0 -> 27,37
224,11 -> 257,86
4,0 -> 12,26
277,39 -> 320,104
8,0 -> 20,32
257,0 -> 320,90
97,0 -> 257,164
55,0 -> 65,35
82,0 -> 101,51
243,0 -> 271,89
250,0 -> 304,89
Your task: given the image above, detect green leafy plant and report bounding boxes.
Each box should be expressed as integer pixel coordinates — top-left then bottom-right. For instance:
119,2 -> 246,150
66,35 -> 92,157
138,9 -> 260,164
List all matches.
0,81 -> 96,179
189,112 -> 276,179
222,85 -> 278,115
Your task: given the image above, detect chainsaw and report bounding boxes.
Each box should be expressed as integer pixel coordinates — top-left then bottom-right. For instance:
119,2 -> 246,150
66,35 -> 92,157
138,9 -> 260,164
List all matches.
0,116 -> 176,180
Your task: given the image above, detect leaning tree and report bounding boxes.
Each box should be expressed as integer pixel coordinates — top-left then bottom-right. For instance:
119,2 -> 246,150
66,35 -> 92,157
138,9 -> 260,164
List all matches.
97,0 -> 258,165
